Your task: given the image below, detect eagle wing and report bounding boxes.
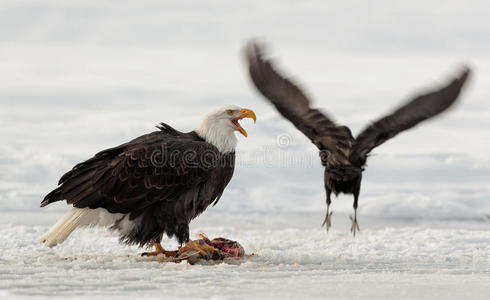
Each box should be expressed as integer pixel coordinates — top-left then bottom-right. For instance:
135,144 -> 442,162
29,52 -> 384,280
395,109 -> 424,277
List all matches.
245,42 -> 352,165
350,68 -> 471,166
41,130 -> 228,218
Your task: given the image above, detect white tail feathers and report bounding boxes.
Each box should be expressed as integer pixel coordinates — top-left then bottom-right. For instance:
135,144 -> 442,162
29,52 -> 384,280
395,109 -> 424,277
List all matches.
40,208 -> 121,248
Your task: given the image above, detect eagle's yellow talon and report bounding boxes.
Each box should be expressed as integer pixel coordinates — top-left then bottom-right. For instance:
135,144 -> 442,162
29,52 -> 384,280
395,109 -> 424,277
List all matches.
141,242 -> 177,257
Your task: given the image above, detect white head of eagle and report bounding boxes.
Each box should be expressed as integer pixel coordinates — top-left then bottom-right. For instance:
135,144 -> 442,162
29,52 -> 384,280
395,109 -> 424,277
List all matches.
196,104 -> 257,153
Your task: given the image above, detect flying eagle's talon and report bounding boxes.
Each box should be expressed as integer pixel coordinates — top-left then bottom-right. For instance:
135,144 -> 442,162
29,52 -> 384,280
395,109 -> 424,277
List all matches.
349,216 -> 360,236
322,211 -> 333,232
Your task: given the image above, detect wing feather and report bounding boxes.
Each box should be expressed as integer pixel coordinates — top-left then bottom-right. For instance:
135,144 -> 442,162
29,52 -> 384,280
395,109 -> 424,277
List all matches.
350,68 -> 471,166
245,42 -> 352,164
42,131 -> 228,217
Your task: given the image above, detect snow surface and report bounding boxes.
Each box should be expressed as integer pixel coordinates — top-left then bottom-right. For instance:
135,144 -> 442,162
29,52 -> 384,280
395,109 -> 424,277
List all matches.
1,212 -> 489,299
1,0 -> 490,299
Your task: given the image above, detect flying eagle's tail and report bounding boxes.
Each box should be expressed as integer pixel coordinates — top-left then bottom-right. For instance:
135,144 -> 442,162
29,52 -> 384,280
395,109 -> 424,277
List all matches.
40,208 -> 101,247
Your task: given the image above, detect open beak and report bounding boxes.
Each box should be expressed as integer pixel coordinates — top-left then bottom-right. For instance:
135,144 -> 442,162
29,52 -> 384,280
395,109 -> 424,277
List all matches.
232,108 -> 256,137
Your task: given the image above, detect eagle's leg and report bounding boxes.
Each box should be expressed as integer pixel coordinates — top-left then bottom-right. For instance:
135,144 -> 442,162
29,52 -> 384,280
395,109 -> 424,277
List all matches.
350,192 -> 360,236
322,189 -> 333,232
141,242 -> 178,257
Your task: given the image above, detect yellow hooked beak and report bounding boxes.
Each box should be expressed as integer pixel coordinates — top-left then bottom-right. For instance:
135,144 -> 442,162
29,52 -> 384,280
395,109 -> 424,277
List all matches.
231,108 -> 256,137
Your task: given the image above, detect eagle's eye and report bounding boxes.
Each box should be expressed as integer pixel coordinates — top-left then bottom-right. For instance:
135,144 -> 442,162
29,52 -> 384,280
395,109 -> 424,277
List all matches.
226,109 -> 234,115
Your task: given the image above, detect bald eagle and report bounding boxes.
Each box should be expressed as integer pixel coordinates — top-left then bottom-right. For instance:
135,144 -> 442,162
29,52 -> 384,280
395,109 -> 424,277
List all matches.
245,42 -> 470,235
40,105 -> 256,255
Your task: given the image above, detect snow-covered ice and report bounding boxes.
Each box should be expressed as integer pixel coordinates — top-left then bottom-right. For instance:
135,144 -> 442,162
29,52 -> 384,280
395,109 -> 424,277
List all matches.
1,212 -> 489,299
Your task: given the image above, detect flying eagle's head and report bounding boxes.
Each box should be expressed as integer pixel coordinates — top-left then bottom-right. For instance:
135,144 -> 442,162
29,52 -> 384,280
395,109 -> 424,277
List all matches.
196,105 -> 256,153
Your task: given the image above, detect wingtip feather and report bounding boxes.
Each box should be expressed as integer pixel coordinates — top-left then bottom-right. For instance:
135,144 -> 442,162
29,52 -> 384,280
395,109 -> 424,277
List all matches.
458,66 -> 472,85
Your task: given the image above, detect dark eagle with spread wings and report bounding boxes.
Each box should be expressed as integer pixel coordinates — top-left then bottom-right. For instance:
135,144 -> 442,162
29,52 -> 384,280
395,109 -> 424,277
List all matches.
40,105 -> 256,255
245,42 -> 470,235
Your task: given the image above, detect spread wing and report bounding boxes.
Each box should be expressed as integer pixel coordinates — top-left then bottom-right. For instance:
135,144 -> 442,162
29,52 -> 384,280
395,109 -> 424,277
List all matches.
350,67 -> 471,166
245,41 -> 352,165
41,130 -> 226,218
